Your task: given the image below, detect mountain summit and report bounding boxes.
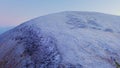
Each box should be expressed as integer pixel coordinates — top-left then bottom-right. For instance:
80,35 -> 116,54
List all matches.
0,11 -> 120,68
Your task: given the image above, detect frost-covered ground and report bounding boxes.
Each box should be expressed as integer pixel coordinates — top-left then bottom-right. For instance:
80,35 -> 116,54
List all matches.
0,11 -> 120,68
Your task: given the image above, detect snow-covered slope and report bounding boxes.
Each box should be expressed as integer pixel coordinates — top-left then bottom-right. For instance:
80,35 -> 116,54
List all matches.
0,11 -> 120,68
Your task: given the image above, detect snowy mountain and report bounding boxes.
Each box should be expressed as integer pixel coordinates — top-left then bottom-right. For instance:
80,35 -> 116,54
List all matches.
0,11 -> 120,68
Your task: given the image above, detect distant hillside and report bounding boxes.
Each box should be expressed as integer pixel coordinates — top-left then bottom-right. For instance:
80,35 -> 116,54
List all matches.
0,26 -> 14,34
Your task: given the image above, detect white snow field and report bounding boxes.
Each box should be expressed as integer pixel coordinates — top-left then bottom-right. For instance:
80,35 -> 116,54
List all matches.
0,11 -> 120,68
